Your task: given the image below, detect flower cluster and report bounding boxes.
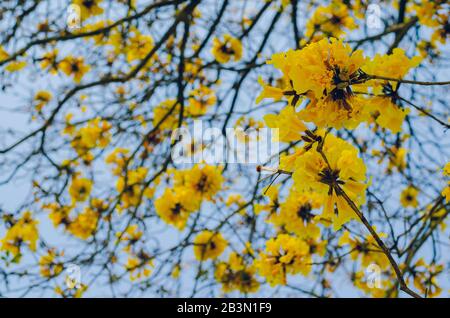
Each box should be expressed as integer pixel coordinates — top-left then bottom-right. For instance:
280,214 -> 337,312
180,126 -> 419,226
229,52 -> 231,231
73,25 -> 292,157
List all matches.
155,165 -> 223,230
258,38 -> 421,131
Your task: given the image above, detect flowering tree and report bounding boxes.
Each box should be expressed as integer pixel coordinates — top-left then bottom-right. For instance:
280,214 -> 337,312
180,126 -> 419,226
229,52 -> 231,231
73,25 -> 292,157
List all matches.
0,0 -> 449,298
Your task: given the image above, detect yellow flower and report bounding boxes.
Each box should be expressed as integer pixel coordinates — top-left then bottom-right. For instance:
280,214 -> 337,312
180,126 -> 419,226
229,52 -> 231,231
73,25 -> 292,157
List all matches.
40,49 -> 59,74
443,162 -> 450,176
69,176 -> 93,202
1,211 -> 39,259
387,146 -> 407,173
254,185 -> 280,215
73,0 -> 104,19
59,56 -> 90,83
5,60 -> 27,72
118,224 -> 143,245
34,90 -> 52,112
39,249 -> 64,278
152,99 -> 180,131
270,189 -> 322,239
187,85 -> 216,116
174,164 -> 224,201
193,230 -> 227,261
400,186 -> 419,208
68,118 -> 112,163
263,106 -> 307,142
105,148 -> 129,175
339,231 -> 389,270
116,167 -> 153,208
0,45 -> 9,61
431,13 -> 450,45
293,134 -> 367,230
234,116 -> 265,143
80,118 -> 111,148
442,185 -> 450,203
256,76 -> 285,104
408,258 -> 443,298
154,188 -> 200,230
171,264 -> 181,279
43,202 -> 72,227
125,252 -> 153,281
214,252 -> 260,293
126,31 -> 155,63
362,48 -> 422,94
211,34 -> 243,64
225,194 -> 246,207
368,97 -> 409,134
83,20 -> 113,45
410,0 -> 442,27
260,38 -> 369,128
254,234 -> 311,286
67,207 -> 99,239
305,2 -> 357,41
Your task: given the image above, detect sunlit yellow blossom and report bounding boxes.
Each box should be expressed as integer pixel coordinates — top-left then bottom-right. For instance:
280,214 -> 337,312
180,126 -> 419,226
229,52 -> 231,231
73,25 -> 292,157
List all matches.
409,0 -> 442,27
339,231 -> 389,269
152,99 -> 180,130
126,31 -> 155,63
40,49 -> 59,74
211,34 -> 243,64
59,56 -> 90,83
362,48 -> 422,94
368,97 -> 409,133
43,203 -> 72,227
0,46 -> 8,61
293,134 -> 367,230
441,163 -> 450,202
256,77 -> 285,104
105,148 -> 129,175
270,189 -> 322,239
187,85 -> 216,116
408,258 -> 443,298
154,188 -> 200,230
34,90 -> 52,112
305,2 -> 357,41
443,162 -> 450,176
226,194 -> 246,207
431,13 -> 450,44
215,252 -> 260,293
117,224 -> 143,245
73,0 -> 104,19
254,234 -> 311,286
193,230 -> 227,261
254,185 -> 280,215
1,211 -> 39,259
126,252 -> 153,281
39,249 -> 64,278
174,164 -> 224,201
387,146 -> 407,173
400,186 -> 419,208
83,20 -> 113,45
5,60 -> 27,72
442,186 -> 450,203
263,106 -> 307,142
116,167 -> 154,208
67,207 -> 99,239
69,176 -> 93,202
260,38 -> 369,128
